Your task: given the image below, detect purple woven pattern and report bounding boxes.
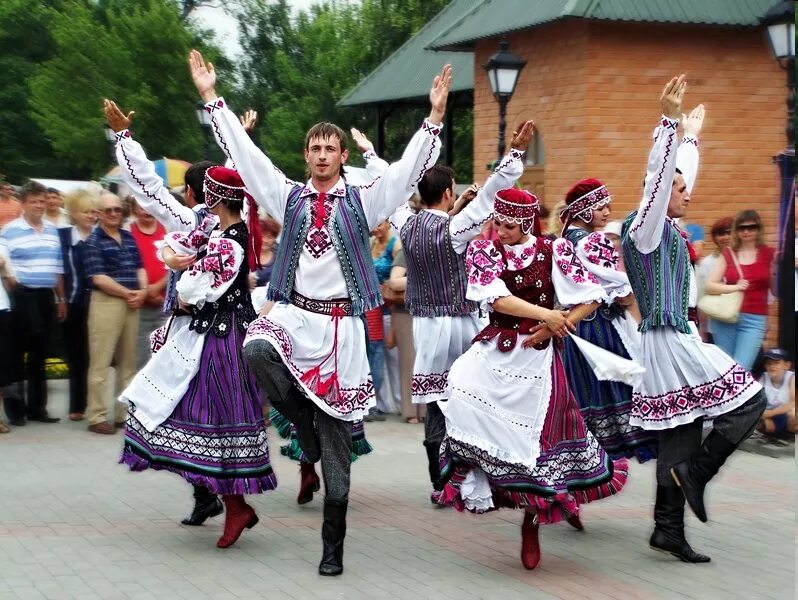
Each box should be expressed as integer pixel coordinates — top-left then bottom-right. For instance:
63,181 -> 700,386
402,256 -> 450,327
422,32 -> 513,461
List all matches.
121,316 -> 276,495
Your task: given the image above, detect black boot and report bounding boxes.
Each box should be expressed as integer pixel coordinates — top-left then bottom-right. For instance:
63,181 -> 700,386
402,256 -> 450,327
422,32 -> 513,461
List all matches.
181,485 -> 223,526
318,499 -> 347,576
649,485 -> 710,563
671,430 -> 736,523
424,441 -> 442,503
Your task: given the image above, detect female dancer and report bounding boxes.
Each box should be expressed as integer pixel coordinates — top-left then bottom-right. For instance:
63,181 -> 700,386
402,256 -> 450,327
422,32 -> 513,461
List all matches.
558,178 -> 658,462
120,166 -> 275,549
438,188 -> 628,569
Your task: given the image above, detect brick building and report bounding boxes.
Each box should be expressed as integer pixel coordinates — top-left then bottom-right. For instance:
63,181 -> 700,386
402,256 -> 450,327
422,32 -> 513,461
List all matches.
341,0 -> 789,344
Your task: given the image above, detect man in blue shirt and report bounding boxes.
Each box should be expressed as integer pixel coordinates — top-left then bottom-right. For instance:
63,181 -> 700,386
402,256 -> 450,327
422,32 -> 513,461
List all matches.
0,180 -> 66,425
83,192 -> 146,434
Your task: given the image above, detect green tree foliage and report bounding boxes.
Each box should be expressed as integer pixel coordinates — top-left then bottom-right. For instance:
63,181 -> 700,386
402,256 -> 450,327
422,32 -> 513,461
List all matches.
29,0 -> 229,178
230,0 -> 471,182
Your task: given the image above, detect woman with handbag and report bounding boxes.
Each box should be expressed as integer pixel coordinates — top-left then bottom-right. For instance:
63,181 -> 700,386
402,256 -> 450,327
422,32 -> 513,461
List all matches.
704,210 -> 775,371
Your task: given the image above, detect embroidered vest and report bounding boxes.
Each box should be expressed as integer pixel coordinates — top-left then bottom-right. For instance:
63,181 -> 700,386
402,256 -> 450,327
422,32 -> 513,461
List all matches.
472,237 -> 554,352
400,210 -> 478,318
621,212 -> 691,334
564,227 -> 625,323
267,184 -> 381,316
187,223 -> 257,337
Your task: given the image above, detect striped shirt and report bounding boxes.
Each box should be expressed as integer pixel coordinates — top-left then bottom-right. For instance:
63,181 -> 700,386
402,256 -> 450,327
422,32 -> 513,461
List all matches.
84,226 -> 143,290
0,216 -> 63,288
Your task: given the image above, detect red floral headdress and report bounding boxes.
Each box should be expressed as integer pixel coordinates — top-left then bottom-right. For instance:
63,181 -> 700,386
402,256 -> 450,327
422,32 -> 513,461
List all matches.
559,178 -> 611,236
203,166 -> 262,271
494,188 -> 540,235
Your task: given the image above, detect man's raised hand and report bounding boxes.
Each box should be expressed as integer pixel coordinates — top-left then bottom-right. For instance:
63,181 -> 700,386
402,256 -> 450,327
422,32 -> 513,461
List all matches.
188,49 -> 218,103
239,110 -> 258,134
682,104 -> 705,138
350,128 -> 374,153
511,120 -> 535,151
660,74 -> 686,121
103,99 -> 134,133
428,64 -> 453,126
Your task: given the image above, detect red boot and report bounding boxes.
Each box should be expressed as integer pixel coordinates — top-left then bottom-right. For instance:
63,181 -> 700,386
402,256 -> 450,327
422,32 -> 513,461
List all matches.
216,495 -> 259,549
297,462 -> 321,505
520,510 -> 541,569
566,513 -> 584,530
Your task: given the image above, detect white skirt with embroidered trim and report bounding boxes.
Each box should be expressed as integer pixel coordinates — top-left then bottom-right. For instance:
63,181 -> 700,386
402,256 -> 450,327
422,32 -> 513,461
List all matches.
439,340 -> 553,467
244,303 -> 375,422
411,311 -> 486,404
630,324 -> 761,430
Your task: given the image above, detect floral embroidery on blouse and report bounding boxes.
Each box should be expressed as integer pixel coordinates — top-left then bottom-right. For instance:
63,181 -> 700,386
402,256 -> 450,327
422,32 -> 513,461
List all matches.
581,231 -> 619,270
466,239 -> 504,286
554,239 -> 600,285
165,215 -> 218,256
190,238 -> 239,289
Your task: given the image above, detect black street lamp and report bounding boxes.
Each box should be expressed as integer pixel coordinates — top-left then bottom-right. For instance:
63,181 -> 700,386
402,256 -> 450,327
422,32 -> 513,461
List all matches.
761,0 -> 795,146
483,38 -> 526,161
196,102 -> 214,159
760,0 -> 796,359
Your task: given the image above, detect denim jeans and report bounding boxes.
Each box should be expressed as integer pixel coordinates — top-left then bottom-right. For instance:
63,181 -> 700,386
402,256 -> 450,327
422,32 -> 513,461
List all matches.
711,312 -> 767,371
366,339 -> 393,414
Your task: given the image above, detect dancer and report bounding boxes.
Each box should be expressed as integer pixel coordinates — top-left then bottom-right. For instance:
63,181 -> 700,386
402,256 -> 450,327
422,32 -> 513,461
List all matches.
558,179 -> 658,462
188,49 -> 449,575
438,188 -> 628,570
621,75 -> 765,563
117,164 -> 274,549
388,120 -> 535,502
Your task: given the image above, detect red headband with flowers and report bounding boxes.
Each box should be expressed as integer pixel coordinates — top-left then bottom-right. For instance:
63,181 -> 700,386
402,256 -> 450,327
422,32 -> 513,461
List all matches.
494,188 -> 540,235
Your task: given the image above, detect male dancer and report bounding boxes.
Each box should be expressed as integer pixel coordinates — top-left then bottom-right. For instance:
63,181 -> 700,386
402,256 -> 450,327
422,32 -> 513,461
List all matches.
388,120 -> 535,501
621,75 -> 766,563
188,49 -> 450,575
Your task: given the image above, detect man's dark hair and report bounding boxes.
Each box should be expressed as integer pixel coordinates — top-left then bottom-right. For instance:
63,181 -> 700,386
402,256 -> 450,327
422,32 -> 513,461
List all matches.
417,165 -> 454,207
184,160 -> 215,204
20,180 -> 47,200
46,187 -> 60,195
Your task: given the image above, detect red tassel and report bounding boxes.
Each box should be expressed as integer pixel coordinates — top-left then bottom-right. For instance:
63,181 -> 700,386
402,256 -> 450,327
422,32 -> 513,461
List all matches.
318,373 -> 342,404
300,365 -> 322,394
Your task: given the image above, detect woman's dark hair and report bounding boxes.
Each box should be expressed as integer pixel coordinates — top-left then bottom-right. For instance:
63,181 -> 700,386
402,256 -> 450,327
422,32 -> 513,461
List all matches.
184,160 -> 215,204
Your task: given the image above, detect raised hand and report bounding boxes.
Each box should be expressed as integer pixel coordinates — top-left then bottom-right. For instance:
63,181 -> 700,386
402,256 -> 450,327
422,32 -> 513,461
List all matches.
103,99 -> 135,133
188,49 -> 218,102
428,64 -> 453,125
660,74 -> 686,120
510,119 -> 535,151
239,110 -> 258,134
350,128 -> 374,153
682,104 -> 705,137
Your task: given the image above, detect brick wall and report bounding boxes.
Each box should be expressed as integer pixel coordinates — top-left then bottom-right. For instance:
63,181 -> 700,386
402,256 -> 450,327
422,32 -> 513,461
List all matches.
472,20 -> 787,346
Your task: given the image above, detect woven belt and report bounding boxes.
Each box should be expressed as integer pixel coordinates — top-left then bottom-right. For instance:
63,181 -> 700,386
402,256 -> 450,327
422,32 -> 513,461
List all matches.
291,291 -> 353,317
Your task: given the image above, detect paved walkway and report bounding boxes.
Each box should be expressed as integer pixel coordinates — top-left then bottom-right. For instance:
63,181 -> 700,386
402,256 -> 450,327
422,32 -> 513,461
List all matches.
0,381 -> 794,600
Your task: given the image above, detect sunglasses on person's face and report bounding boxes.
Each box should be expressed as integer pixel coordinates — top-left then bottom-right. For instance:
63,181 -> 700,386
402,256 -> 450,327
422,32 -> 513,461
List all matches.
103,207 -> 123,215
737,223 -> 759,232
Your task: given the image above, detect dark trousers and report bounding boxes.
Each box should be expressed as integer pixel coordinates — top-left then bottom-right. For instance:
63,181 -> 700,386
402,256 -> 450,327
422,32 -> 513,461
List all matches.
424,401 -> 446,447
656,390 -> 766,486
7,288 -> 55,420
62,302 -> 89,414
244,339 -> 353,503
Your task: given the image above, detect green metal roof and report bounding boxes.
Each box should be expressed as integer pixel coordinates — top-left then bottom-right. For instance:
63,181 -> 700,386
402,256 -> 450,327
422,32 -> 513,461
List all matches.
428,0 -> 778,51
338,0 -> 480,107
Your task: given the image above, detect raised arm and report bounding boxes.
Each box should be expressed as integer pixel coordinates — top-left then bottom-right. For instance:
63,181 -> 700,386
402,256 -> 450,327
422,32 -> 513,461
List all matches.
628,75 -> 686,254
677,104 -> 704,194
449,119 -> 534,253
350,128 -> 389,180
360,65 -> 451,228
104,99 -> 198,232
189,50 -> 296,223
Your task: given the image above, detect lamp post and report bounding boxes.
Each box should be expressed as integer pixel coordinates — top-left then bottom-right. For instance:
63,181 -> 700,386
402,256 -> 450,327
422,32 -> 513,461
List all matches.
762,0 -> 795,146
761,0 -> 796,358
483,38 -> 526,161
196,102 -> 213,159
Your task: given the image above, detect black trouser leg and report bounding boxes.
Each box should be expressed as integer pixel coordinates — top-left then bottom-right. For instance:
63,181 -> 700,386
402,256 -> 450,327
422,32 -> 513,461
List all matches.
63,303 -> 89,415
25,291 -> 53,419
243,340 -> 320,461
423,401 -> 446,490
